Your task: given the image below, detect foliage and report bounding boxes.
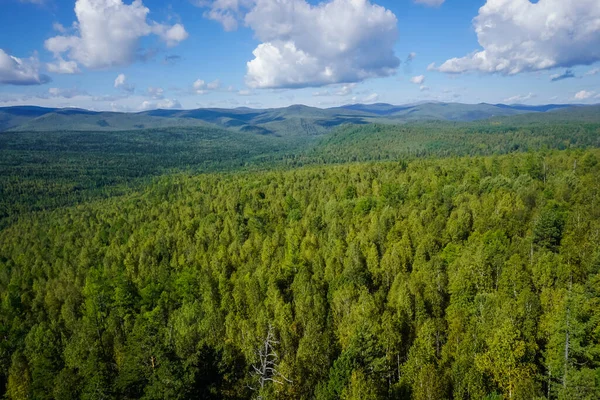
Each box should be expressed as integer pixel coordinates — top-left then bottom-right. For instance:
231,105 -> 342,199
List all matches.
1,149 -> 600,398
2,119 -> 599,228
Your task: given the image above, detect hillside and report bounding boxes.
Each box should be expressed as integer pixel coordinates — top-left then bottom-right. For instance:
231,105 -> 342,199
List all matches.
0,125 -> 304,225
309,121 -> 600,162
0,106 -> 57,131
6,109 -> 213,131
1,102 -> 595,134
490,104 -> 600,124
2,112 -> 600,227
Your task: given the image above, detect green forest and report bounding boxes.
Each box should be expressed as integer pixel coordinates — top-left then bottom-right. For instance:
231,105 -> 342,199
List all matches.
1,136 -> 600,398
2,119 -> 599,227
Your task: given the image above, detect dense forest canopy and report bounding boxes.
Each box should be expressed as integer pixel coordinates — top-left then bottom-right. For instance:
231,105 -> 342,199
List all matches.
1,119 -> 599,227
1,148 -> 599,399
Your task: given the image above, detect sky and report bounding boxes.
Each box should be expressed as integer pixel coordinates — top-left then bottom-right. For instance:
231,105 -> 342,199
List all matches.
0,0 -> 599,111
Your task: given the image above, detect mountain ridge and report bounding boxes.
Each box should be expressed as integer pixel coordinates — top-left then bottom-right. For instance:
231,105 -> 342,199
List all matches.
1,102 -> 597,134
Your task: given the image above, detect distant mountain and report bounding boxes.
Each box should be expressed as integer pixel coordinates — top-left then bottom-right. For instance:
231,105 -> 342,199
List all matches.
335,102 -> 581,121
491,104 -> 600,124
0,102 -> 597,134
8,109 -> 214,132
332,103 -> 412,115
492,103 -> 575,113
0,106 -> 59,131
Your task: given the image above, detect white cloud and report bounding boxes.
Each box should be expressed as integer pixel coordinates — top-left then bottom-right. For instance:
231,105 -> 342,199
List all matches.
147,86 -> 164,99
585,67 -> 600,76
151,23 -> 189,47
407,52 -> 417,61
207,79 -> 221,90
114,73 -> 134,93
312,89 -> 331,97
312,82 -> 356,96
195,0 -> 255,31
157,99 -> 181,109
140,98 -> 182,110
46,57 -> 80,74
0,49 -> 50,85
410,75 -> 425,84
414,0 -> 445,7
52,22 -> 67,33
363,93 -> 379,103
238,89 -> 254,96
193,78 -> 221,94
193,79 -> 207,94
44,0 -> 188,70
351,92 -> 379,103
419,85 -> 429,91
504,92 -> 535,103
47,87 -> 86,98
574,90 -> 594,100
114,74 -> 126,88
336,83 -> 356,96
435,0 -> 600,75
0,90 -> 179,111
244,0 -> 399,89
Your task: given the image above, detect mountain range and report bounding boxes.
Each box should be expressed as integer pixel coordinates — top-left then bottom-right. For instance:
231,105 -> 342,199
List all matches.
1,102 -> 597,135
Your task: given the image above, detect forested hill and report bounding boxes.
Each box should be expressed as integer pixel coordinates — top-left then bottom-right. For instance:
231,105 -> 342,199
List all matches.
1,150 -> 599,399
309,121 -> 600,163
2,118 -> 600,229
0,102 -> 594,133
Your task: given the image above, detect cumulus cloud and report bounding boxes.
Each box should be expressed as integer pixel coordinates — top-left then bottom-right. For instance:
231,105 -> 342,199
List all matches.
419,85 -> 429,91
44,0 -> 188,71
140,98 -> 182,110
550,69 -> 575,82
410,75 -> 425,84
574,90 -> 594,100
152,23 -> 189,47
434,0 -> 600,75
114,73 -> 134,93
193,79 -> 222,94
504,92 -> 535,103
244,0 -> 399,89
0,49 -> 51,85
47,58 -> 80,74
195,0 -> 255,31
414,0 -> 445,7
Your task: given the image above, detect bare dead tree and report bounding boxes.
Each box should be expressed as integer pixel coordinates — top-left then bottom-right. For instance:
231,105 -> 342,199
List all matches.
248,324 -> 292,399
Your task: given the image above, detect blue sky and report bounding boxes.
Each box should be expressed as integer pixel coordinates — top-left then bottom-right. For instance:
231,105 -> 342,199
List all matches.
0,0 -> 599,111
